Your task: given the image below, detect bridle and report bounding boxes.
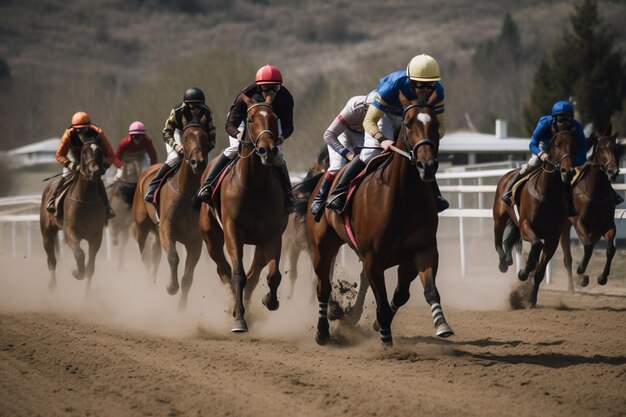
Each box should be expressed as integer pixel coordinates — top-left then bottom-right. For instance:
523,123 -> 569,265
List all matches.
239,102 -> 278,158
181,122 -> 205,164
80,141 -> 103,176
390,103 -> 438,168
541,132 -> 575,173
594,136 -> 620,175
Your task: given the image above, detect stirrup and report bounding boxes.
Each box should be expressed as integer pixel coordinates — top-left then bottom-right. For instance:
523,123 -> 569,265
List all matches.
46,202 -> 56,214
326,193 -> 346,213
197,184 -> 214,204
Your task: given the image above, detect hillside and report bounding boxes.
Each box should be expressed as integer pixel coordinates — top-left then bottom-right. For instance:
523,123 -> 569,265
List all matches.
1,0 -> 625,169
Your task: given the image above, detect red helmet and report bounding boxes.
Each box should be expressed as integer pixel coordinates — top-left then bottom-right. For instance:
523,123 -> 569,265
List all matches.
71,111 -> 91,128
255,64 -> 283,85
128,121 -> 146,135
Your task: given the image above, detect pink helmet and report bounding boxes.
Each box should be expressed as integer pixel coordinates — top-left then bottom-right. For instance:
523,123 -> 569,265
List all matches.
128,121 -> 146,135
255,65 -> 283,85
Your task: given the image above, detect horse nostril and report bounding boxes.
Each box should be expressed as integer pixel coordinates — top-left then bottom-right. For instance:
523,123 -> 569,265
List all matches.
258,147 -> 268,157
190,159 -> 197,167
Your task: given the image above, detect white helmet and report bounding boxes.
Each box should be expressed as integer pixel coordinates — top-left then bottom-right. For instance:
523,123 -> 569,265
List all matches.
406,54 -> 441,82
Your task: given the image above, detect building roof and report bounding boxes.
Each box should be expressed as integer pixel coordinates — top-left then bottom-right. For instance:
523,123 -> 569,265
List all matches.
440,131 -> 529,153
7,138 -> 59,155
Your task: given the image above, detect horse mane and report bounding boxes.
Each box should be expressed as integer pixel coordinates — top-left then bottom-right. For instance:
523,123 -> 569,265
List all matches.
293,172 -> 324,222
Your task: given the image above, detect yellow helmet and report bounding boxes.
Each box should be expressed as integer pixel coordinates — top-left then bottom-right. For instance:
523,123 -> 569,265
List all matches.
406,54 -> 441,82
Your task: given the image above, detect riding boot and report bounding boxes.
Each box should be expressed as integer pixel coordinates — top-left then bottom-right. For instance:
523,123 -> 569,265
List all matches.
277,163 -> 297,213
145,163 -> 174,204
197,153 -> 232,204
326,158 -> 365,213
99,180 -> 115,220
430,179 -> 449,213
310,174 -> 334,221
565,186 -> 578,217
613,189 -> 624,205
501,171 -> 523,206
46,176 -> 67,213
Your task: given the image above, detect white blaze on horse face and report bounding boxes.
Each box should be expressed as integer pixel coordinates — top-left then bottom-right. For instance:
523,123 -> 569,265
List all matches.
417,113 -> 431,128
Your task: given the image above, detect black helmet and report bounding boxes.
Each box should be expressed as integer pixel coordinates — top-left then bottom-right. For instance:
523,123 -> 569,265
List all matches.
183,87 -> 205,104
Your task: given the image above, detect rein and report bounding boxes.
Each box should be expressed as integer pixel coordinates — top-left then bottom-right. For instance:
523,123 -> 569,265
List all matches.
239,102 -> 277,158
394,103 -> 437,165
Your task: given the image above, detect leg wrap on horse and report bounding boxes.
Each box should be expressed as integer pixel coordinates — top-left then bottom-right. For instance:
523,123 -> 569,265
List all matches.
430,302 -> 447,328
326,158 -> 365,213
379,327 -> 393,346
145,163 -> 174,203
198,153 -> 232,203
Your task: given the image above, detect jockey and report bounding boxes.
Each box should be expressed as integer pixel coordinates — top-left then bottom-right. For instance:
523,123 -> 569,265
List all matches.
196,64 -> 296,209
46,111 -> 116,219
501,100 -> 588,214
144,87 -> 216,204
113,121 -> 158,182
309,93 -> 370,219
326,54 -> 449,213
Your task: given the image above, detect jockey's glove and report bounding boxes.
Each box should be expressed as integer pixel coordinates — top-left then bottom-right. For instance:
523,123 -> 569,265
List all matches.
67,162 -> 79,172
174,143 -> 184,154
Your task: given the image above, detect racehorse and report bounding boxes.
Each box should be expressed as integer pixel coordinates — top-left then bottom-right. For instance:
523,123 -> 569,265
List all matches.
283,145 -> 329,299
133,121 -> 210,309
301,97 -> 453,347
493,130 -> 577,307
560,125 -> 621,288
199,93 -> 289,332
107,154 -> 151,269
40,141 -> 107,290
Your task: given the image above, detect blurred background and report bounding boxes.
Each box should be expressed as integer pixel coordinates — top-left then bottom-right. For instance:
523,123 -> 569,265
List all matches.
0,0 -> 625,194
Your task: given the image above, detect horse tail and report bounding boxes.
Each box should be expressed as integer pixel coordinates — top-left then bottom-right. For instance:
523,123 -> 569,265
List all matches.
503,217 -> 521,255
293,172 -> 324,223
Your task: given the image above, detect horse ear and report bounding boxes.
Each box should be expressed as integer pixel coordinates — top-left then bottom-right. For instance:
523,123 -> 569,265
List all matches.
264,91 -> 276,105
603,121 -> 612,136
241,93 -> 254,108
428,90 -> 439,106
586,133 -> 598,150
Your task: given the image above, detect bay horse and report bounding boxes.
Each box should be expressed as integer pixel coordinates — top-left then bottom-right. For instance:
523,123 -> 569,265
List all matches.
301,98 -> 453,347
107,154 -> 151,269
493,130 -> 577,307
560,125 -> 621,288
133,122 -> 210,308
199,93 -> 288,333
40,141 -> 107,290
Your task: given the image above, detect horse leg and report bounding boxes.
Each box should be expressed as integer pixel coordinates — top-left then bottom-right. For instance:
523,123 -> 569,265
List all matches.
518,220 -> 543,281
162,235 -> 180,296
312,238 -> 341,345
148,234 -> 162,283
598,227 -> 616,285
261,239 -> 283,312
137,221 -> 159,282
493,211 -> 510,272
178,241 -> 201,311
224,230 -> 247,332
415,249 -> 453,338
244,247 -> 265,306
203,220 -> 232,289
345,268 -> 369,324
84,234 -> 103,290
286,245 -> 300,299
65,233 -> 86,281
363,255 -> 394,347
528,235 -> 559,308
560,223 -> 575,292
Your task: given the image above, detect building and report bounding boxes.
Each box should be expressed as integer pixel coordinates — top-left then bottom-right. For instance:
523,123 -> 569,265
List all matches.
2,138 -> 59,168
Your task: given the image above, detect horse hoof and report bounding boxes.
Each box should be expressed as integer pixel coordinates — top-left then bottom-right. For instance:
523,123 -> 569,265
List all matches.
576,265 -> 585,275
166,284 -> 179,296
597,275 -> 608,286
262,294 -> 279,311
72,270 -> 84,280
498,262 -> 508,273
381,339 -> 393,348
580,275 -> 590,287
436,323 -> 454,338
315,330 -> 329,346
327,302 -> 345,321
231,319 -> 248,333
372,320 -> 380,332
517,270 -> 529,281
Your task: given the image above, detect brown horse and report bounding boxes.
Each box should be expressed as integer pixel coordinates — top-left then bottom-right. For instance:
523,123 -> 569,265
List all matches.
40,141 -> 107,290
493,130 -> 577,307
560,125 -> 621,288
133,122 -> 210,308
199,93 -> 288,332
301,100 -> 453,347
107,155 -> 151,269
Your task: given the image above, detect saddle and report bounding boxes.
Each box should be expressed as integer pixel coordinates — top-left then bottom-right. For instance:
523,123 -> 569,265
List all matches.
341,152 -> 393,213
205,157 -> 240,223
153,160 -> 182,210
570,162 -> 591,188
51,174 -> 78,227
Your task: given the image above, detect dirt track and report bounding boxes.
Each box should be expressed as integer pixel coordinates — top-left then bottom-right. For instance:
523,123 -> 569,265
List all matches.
1,252 -> 625,417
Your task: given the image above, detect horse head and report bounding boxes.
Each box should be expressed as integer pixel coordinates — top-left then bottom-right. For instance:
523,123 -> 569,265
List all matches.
182,121 -> 210,175
399,98 -> 440,182
590,124 -> 620,181
548,130 -> 576,183
242,93 -> 280,166
80,141 -> 105,182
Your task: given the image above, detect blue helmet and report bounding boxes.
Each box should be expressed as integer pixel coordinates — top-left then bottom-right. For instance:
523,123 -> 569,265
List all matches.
551,100 -> 574,116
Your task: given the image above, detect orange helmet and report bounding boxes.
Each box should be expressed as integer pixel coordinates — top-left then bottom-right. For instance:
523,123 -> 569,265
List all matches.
255,65 -> 283,85
71,111 -> 91,128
